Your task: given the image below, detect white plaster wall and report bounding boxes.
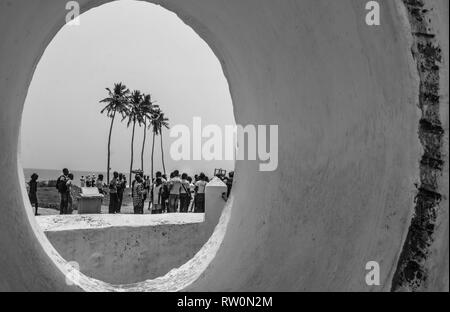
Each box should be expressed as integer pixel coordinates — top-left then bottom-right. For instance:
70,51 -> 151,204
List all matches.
0,0 -> 448,291
38,182 -> 227,285
205,178 -> 227,226
42,215 -> 209,284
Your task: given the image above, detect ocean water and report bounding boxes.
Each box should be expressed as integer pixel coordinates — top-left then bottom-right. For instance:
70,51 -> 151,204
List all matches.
23,168 -> 109,187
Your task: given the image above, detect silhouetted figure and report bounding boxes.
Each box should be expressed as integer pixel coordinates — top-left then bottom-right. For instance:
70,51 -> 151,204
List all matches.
117,173 -> 126,212
133,175 -> 145,214
28,173 -> 39,216
168,170 -> 182,213
66,173 -> 74,214
96,174 -> 106,195
225,171 -> 234,198
56,168 -> 70,215
180,173 -> 191,213
150,178 -> 164,214
194,173 -> 207,213
109,171 -> 119,214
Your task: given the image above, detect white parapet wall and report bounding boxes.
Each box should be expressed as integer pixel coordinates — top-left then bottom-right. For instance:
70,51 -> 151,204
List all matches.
37,182 -> 227,285
205,177 -> 228,229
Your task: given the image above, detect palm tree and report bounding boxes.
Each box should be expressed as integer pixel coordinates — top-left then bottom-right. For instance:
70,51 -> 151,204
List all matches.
100,82 -> 130,184
157,112 -> 170,175
124,90 -> 144,184
139,94 -> 158,173
150,110 -> 169,180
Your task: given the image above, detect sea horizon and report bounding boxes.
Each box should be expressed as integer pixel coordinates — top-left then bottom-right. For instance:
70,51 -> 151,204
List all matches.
22,166 -> 225,186
23,168 -> 109,186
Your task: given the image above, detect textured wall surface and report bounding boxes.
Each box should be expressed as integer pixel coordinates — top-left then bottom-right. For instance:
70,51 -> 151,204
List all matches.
40,215 -> 208,284
0,0 -> 448,291
37,182 -> 227,285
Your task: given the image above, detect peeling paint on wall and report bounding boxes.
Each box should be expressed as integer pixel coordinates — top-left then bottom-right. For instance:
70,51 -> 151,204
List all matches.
392,0 -> 445,292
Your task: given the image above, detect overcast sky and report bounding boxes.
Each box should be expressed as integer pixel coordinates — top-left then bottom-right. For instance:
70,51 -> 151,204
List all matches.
21,0 -> 235,176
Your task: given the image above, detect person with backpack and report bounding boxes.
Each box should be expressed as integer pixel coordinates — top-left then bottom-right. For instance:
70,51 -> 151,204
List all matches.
179,173 -> 192,213
56,168 -> 70,215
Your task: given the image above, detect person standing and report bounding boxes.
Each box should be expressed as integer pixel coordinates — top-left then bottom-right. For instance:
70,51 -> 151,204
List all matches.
56,168 -> 70,215
154,172 -> 168,213
28,173 -> 39,216
150,178 -> 164,214
146,176 -> 151,199
187,176 -> 195,212
179,173 -> 191,213
131,174 -> 138,199
194,173 -> 207,213
66,173 -> 74,214
117,173 -> 126,213
109,171 -> 119,214
96,174 -> 106,195
132,175 -> 145,214
91,174 -> 97,188
168,171 -> 182,213
224,171 -> 234,200
80,176 -> 86,188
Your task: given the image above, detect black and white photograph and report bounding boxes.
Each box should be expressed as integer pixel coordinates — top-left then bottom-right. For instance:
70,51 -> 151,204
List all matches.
0,0 -> 448,299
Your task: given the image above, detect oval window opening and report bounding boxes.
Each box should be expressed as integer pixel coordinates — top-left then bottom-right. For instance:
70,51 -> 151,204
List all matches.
21,0 -> 235,285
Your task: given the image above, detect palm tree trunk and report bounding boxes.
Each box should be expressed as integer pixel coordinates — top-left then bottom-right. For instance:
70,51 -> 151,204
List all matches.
151,131 -> 156,181
141,120 -> 147,173
129,120 -> 136,185
160,130 -> 166,175
107,110 -> 117,184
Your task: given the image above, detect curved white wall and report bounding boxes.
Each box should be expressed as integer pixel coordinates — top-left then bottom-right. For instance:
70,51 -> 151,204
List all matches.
38,181 -> 227,285
0,0 -> 448,291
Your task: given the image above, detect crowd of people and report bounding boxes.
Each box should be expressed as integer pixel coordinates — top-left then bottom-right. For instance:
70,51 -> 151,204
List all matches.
27,168 -> 234,216
79,174 -> 104,188
107,170 -> 234,215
